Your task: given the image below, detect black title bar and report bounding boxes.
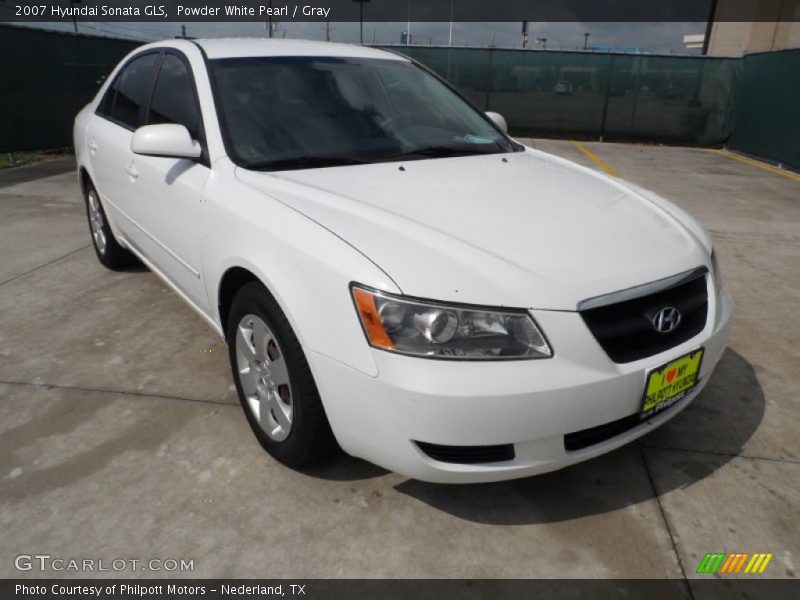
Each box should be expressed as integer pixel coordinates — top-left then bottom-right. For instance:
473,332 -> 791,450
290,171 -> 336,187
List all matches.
2,0 -> 799,23
3,579 -> 800,600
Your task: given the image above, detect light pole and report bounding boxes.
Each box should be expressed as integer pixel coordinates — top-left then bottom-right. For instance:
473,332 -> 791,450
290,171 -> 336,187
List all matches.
406,0 -> 411,46
448,0 -> 454,47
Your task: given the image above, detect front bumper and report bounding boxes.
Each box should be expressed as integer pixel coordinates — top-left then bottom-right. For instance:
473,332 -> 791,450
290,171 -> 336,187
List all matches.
308,286 -> 733,483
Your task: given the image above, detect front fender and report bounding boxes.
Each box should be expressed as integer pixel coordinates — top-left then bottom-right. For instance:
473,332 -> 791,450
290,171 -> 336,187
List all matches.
201,162 -> 398,378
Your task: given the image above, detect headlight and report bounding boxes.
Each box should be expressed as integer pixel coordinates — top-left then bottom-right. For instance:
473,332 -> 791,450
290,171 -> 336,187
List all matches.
351,286 -> 552,360
710,249 -> 723,294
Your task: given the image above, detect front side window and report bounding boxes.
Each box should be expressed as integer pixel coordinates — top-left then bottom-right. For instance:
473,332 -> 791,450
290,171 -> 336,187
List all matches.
101,53 -> 159,129
148,54 -> 200,138
209,56 -> 517,170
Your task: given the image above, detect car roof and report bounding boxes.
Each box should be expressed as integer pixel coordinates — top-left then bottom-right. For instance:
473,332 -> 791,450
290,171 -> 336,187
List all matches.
190,37 -> 408,61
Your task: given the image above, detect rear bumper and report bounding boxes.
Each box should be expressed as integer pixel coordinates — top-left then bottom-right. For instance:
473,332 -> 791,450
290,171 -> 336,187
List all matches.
309,287 -> 733,483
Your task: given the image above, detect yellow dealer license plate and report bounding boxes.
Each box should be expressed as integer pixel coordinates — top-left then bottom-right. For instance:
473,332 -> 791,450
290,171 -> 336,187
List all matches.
640,348 -> 704,420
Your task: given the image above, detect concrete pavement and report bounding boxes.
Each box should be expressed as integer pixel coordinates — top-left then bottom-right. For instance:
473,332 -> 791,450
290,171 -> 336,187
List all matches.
0,142 -> 798,587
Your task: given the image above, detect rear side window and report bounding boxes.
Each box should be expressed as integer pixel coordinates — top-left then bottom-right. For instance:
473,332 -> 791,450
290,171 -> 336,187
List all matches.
100,53 -> 158,129
147,54 -> 200,138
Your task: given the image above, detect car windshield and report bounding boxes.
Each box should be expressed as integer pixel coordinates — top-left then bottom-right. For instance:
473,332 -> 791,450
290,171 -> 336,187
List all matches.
208,56 -> 517,171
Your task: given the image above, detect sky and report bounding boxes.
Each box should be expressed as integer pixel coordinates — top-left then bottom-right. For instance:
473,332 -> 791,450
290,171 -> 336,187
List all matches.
13,20 -> 707,54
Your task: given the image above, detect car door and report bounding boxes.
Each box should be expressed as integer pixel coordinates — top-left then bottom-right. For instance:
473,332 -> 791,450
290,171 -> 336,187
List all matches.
87,51 -> 160,242
130,50 -> 211,309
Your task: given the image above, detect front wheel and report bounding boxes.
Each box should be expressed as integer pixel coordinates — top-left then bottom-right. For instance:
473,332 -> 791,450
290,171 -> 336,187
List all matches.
227,282 -> 338,468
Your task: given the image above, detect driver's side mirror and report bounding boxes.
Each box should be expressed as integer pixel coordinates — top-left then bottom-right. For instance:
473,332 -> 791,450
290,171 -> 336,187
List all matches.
485,111 -> 508,134
131,124 -> 201,159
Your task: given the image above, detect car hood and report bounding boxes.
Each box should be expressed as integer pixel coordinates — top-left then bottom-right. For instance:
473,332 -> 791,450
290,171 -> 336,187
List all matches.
235,149 -> 708,310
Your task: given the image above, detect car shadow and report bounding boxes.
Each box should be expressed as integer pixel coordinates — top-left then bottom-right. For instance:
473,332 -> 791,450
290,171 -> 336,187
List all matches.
300,452 -> 389,481
117,262 -> 149,273
387,348 -> 764,524
165,159 -> 196,185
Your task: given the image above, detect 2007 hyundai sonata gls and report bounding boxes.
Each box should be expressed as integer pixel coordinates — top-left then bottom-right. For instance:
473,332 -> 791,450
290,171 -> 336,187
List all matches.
74,39 -> 733,483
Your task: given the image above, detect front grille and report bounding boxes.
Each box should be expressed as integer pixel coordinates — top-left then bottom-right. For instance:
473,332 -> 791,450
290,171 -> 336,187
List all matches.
415,441 -> 515,464
580,269 -> 708,363
564,414 -> 641,452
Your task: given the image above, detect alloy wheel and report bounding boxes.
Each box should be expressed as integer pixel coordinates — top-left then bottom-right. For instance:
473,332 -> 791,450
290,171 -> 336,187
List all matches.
235,314 -> 294,442
87,190 -> 107,255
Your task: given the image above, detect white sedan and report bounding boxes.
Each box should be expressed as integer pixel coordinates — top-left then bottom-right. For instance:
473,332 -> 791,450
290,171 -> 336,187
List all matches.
73,39 -> 733,483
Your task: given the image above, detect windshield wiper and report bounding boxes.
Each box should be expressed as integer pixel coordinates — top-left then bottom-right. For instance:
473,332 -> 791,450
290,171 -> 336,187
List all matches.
244,154 -> 369,171
383,145 -> 500,160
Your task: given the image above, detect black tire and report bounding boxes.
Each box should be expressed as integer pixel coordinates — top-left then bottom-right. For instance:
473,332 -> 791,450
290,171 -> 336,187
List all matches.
226,281 -> 338,468
83,179 -> 138,269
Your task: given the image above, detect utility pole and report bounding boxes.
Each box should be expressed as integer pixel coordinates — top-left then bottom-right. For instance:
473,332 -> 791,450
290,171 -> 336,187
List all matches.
324,20 -> 332,42
70,0 -> 79,33
584,32 -> 590,50
181,25 -> 186,39
353,0 -> 370,44
522,21 -> 529,48
267,0 -> 275,38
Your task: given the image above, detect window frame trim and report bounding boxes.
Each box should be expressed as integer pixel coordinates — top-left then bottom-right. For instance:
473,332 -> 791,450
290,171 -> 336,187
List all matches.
144,48 -> 209,167
95,49 -> 162,132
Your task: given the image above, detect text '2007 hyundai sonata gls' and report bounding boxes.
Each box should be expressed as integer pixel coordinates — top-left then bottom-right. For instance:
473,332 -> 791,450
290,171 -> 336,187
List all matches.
73,39 -> 733,483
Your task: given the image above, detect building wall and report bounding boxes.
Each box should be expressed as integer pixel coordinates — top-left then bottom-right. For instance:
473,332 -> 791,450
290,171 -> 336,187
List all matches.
707,0 -> 800,56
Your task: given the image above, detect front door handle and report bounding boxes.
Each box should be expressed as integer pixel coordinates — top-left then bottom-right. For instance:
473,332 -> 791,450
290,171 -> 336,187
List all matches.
87,139 -> 98,154
125,163 -> 139,180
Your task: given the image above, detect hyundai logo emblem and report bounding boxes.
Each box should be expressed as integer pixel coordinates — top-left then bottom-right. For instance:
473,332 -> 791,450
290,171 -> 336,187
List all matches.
652,307 -> 682,334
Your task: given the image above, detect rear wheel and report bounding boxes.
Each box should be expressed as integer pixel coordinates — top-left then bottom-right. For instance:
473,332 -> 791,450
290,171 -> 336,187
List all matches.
83,181 -> 137,269
227,281 -> 338,468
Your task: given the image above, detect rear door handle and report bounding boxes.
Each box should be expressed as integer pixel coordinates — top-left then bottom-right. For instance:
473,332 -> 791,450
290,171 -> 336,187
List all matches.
125,163 -> 139,180
87,139 -> 98,154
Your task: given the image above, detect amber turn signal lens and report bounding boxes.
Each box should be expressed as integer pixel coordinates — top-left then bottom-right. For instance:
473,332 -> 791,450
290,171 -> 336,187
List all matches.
352,288 -> 396,350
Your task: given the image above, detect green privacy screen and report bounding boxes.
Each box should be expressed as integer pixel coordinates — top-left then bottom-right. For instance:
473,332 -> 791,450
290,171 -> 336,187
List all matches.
0,25 -> 139,152
728,49 -> 800,169
1,26 -> 797,170
386,46 -> 739,145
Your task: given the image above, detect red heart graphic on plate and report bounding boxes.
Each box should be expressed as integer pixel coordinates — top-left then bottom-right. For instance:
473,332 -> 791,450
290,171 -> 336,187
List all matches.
666,368 -> 677,383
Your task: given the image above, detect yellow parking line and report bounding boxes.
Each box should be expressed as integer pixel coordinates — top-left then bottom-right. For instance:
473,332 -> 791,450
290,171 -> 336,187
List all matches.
571,141 -> 619,177
711,149 -> 800,183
